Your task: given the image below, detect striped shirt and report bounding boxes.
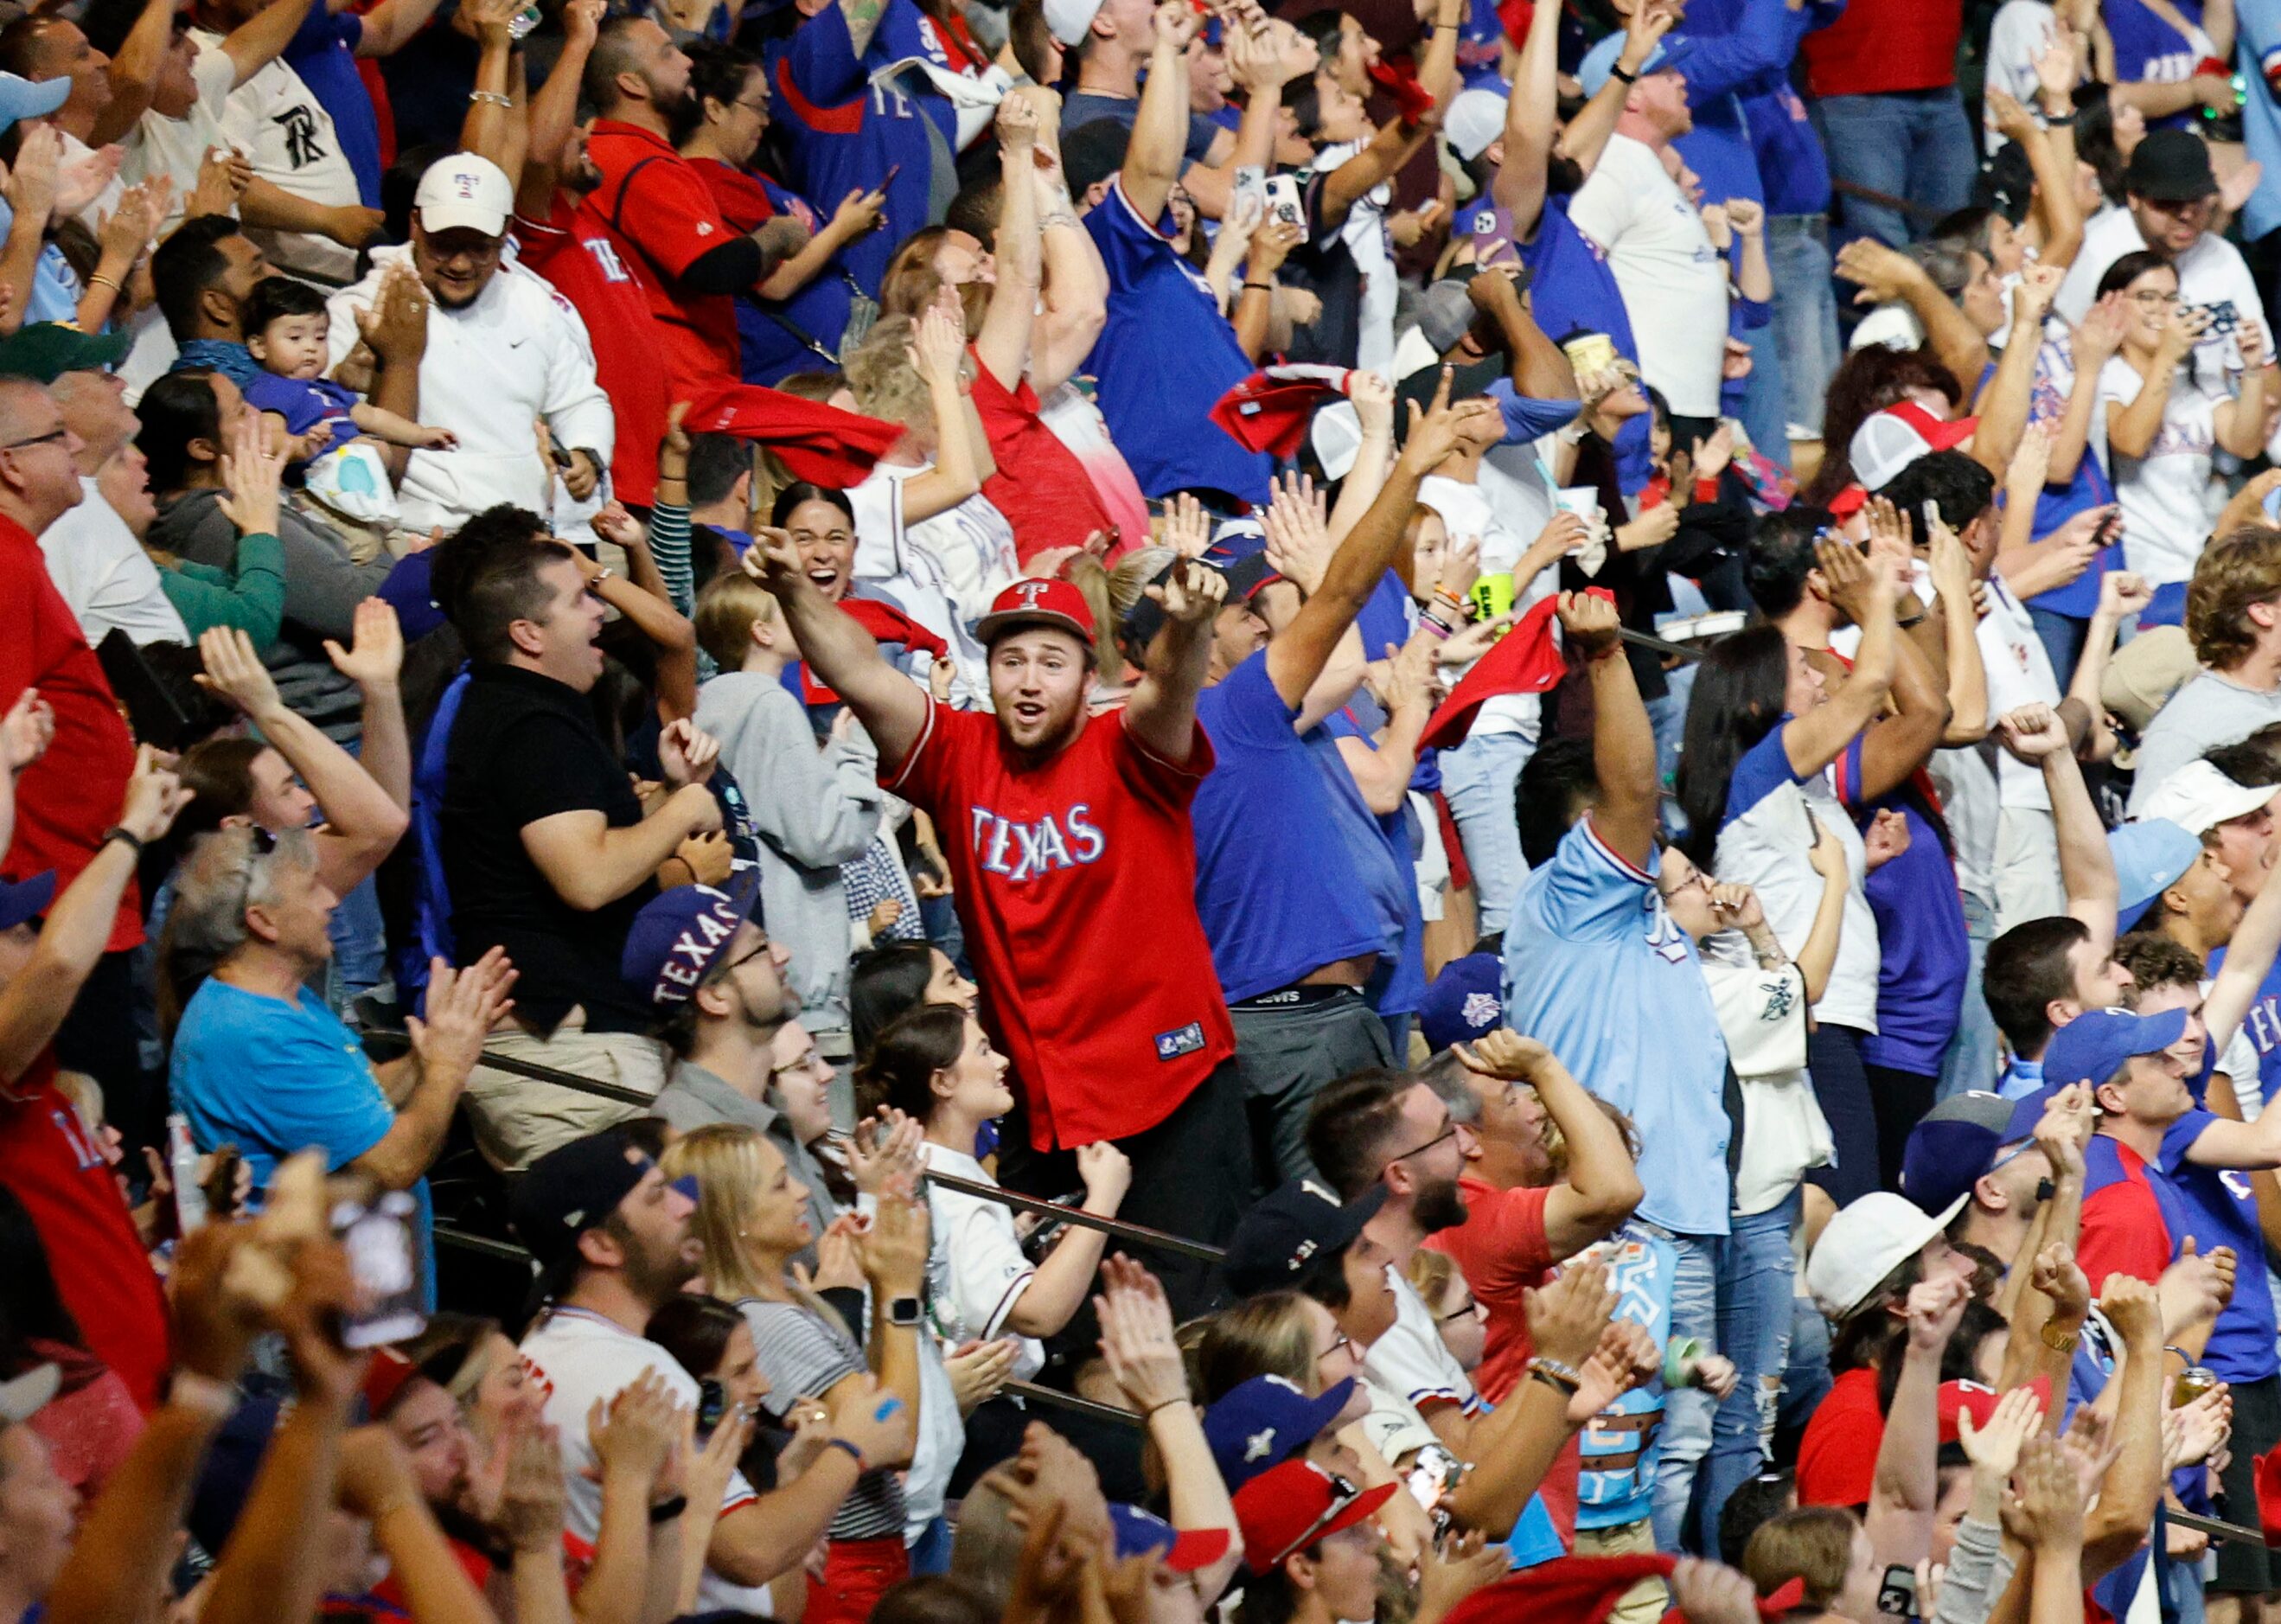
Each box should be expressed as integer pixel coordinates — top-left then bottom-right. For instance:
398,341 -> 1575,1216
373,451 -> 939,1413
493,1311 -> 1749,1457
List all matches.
736,1298 -> 908,1539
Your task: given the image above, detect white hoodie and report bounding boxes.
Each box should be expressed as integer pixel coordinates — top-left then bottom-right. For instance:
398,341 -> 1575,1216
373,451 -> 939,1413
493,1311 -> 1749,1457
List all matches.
326,245 -> 615,534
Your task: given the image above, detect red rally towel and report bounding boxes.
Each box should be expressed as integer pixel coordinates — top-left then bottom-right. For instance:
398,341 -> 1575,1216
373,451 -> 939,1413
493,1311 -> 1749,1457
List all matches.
683,382 -> 904,489
1367,57 -> 1440,123
1209,366 -> 1352,457
1443,1557 -> 1807,1624
1420,587 -> 1613,750
797,599 -> 950,706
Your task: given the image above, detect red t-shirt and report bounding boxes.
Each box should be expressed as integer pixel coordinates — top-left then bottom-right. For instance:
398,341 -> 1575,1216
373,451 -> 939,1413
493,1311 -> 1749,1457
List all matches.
578,121 -> 744,396
1424,1175 -> 1554,1405
0,1055 -> 169,1409
1799,0 -> 1963,97
1796,1365 -> 1883,1508
0,513 -> 138,951
884,700 -> 1234,1148
514,194 -> 668,507
2077,1136 -> 2178,1292
968,356 -> 1117,560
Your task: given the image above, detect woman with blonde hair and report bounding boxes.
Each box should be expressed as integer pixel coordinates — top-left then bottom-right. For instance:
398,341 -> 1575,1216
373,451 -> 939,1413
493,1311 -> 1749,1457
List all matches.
660,1122 -> 931,1623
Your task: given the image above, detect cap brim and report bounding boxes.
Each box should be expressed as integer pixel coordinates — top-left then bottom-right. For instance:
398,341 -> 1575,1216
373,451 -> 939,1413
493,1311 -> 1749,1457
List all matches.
978,607 -> 1094,645
1926,414 -> 1979,450
418,207 -> 508,237
0,1362 -> 60,1424
0,869 -> 57,931
1315,1482 -> 1399,1547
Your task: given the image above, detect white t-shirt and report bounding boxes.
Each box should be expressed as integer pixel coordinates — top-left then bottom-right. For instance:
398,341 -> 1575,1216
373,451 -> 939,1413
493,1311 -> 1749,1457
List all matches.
1983,1 -> 2056,153
1701,952 -> 1833,1215
38,477 -> 188,646
208,30 -> 362,282
1363,1268 -> 1481,1417
917,1141 -> 1045,1382
1316,137 -> 1397,377
519,1307 -> 768,1615
123,40 -> 235,233
60,131 -> 125,232
1420,470 -> 1555,740
1568,134 -> 1728,416
1978,572 -> 2061,810
2056,208 -> 2269,403
2099,354 -> 2222,585
846,468 -> 995,704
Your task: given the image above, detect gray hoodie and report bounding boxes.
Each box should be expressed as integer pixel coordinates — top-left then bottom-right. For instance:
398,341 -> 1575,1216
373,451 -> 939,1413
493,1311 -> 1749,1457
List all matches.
696,670 -> 883,1043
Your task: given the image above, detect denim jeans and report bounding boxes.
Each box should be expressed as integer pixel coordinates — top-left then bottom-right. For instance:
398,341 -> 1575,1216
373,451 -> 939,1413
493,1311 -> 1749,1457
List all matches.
1733,318 -> 1792,470
1767,217 -> 1843,437
1818,90 -> 1980,246
1696,1189 -> 1801,1555
1651,1227 -> 1719,1553
2027,605 -> 2089,693
1939,892 -> 2003,1099
1439,730 -> 1534,937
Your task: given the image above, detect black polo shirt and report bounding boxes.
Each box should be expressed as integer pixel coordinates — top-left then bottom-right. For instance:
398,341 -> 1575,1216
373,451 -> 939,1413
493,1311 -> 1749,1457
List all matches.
440,663 -> 655,1036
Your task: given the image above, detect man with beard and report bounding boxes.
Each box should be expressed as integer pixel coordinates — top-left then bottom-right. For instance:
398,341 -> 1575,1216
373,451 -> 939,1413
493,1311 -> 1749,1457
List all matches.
579,15 -> 807,403
325,153 -> 613,531
753,529 -> 1243,1314
516,1130 -> 900,1612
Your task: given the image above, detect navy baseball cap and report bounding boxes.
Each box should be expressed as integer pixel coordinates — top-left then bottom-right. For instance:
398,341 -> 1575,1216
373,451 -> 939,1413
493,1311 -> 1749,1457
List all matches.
622,881 -> 760,1009
1204,1373 -> 1357,1491
510,1130 -> 686,1282
1418,951 -> 1503,1052
0,871 -> 54,932
1899,1090 -> 2046,1217
2042,1006 -> 2190,1090
1108,1504 -> 1231,1571
1224,1180 -> 1388,1298
1120,558 -> 1235,660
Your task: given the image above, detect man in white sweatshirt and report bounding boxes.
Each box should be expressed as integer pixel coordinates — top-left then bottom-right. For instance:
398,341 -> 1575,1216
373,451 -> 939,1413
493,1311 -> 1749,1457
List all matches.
326,153 -> 613,534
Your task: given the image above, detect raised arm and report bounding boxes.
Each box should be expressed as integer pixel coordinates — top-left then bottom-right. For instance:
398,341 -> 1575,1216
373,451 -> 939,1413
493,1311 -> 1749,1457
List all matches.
974,95 -> 1042,391
195,621 -> 408,897
2000,705 -> 2117,947
1562,588 -> 1658,869
1975,264 -> 2064,478
745,529 -> 930,764
358,0 -> 450,57
90,0 -> 176,145
1121,2 -> 1195,228
217,0 -> 317,92
1552,3 -> 1673,182
350,950 -> 515,1189
1780,540 -> 1897,777
1471,1030 -> 1642,1258
461,0 -> 525,185
1926,513 -> 1988,742
1124,557 -> 1229,764
1866,1276 -> 1969,1569
1027,121 -> 1108,394
1835,238 -> 1990,401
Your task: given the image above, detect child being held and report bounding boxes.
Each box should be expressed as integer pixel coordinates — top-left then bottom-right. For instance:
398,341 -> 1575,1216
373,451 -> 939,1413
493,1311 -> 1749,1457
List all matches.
241,276 -> 453,523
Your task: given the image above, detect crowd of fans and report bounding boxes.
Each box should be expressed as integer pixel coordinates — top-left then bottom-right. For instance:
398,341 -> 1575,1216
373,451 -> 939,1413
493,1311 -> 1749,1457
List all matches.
16,0 -> 2281,1617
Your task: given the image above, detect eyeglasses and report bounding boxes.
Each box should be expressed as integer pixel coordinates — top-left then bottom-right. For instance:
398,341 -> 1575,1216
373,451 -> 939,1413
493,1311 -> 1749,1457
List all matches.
1657,868 -> 1709,905
2128,290 -> 2182,307
718,937 -> 775,976
1436,1297 -> 1484,1326
0,425 -> 68,451
1387,1119 -> 1460,1165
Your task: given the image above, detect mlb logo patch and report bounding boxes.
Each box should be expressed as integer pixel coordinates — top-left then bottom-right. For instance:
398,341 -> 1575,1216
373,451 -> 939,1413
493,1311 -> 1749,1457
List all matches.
1154,1021 -> 1205,1061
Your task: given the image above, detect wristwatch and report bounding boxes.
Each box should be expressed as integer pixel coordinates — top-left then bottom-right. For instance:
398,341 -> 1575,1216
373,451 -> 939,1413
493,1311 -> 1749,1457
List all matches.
886,1295 -> 923,1329
648,1494 -> 688,1525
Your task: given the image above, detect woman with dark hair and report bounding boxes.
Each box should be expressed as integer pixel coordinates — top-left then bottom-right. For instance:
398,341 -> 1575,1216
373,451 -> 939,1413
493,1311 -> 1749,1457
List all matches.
848,940 -> 976,1060
1801,348 -> 1964,505
2070,85 -> 2142,218
674,42 -> 886,385
859,1006 -> 1123,1361
1676,550 -> 1901,1205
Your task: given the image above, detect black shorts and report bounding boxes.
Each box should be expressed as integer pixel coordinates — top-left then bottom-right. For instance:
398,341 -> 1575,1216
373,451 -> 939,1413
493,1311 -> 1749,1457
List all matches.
2214,1370 -> 2281,1594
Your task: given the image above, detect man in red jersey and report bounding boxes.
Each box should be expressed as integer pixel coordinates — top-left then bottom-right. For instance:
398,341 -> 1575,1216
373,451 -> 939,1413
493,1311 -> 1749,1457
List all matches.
752,534 -> 1244,1311
0,720 -> 192,1412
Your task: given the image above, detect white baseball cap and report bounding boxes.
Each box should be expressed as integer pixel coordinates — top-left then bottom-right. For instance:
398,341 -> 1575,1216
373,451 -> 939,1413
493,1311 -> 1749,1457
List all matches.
1805,1190 -> 1969,1320
1445,89 -> 1508,163
414,153 -> 514,237
2137,758 -> 2280,836
1042,0 -> 1104,47
1848,400 -> 1978,491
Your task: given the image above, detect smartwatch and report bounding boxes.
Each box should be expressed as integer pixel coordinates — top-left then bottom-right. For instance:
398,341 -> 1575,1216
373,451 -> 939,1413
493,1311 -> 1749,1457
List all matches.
886,1296 -> 923,1329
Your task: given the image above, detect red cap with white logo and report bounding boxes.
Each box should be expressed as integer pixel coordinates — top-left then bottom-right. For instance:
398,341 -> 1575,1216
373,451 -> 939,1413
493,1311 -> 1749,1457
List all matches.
976,577 -> 1096,647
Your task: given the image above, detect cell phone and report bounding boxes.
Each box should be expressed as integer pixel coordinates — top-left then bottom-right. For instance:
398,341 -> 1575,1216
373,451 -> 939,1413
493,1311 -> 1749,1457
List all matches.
1404,1443 -> 1460,1512
332,1190 -> 425,1350
1263,174 -> 1307,241
697,1378 -> 727,1434
2090,508 -> 2122,550
882,163 -> 903,189
2197,298 -> 2243,337
1876,1563 -> 1917,1621
201,1145 -> 244,1221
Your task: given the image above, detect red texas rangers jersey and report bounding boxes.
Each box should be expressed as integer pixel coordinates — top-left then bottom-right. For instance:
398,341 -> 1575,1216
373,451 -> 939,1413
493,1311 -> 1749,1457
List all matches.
885,700 -> 1234,1149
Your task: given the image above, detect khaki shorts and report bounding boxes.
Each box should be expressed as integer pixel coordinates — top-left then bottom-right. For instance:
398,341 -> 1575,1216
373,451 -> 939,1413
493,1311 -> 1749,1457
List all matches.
1571,1520 -> 1667,1624
460,1008 -> 668,1172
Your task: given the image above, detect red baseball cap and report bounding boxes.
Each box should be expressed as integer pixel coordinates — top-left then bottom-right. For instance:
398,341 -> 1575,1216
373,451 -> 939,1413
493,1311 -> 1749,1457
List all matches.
1936,1375 -> 2051,1444
976,577 -> 1095,647
1234,1461 -> 1397,1574
1826,483 -> 1869,520
361,1346 -> 421,1418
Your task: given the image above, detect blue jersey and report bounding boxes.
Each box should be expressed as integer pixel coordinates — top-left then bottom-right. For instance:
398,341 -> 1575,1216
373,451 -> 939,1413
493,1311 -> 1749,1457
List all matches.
1856,795 -> 1968,1074
2241,0 -> 2281,241
1575,1231 -> 1676,1530
1974,351 -> 2120,617
2105,0 -> 2213,128
1575,0 -> 1795,209
1738,0 -> 1843,215
1318,708 -> 1426,1019
736,178 -> 860,385
766,0 -> 967,292
1081,181 -> 1270,502
1505,817 -> 1733,1236
1192,652 -> 1387,1000
284,6 -> 380,205
2158,1070 -> 2280,1381
1454,0 -> 1510,90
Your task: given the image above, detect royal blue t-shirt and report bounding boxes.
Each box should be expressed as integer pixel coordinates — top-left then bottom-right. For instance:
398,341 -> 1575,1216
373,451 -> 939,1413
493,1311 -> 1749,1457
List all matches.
733,176 -> 859,385
1855,795 -> 1968,1075
284,6 -> 380,205
1974,357 -> 2120,618
2159,1071 -> 2280,1381
2105,0 -> 2214,130
1192,651 -> 1389,1001
767,0 -> 962,293
2208,939 -> 2281,1080
170,979 -> 438,1297
1082,180 -> 1270,502
1318,707 -> 1426,1019
1738,0 -> 1842,215
244,369 -> 360,439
